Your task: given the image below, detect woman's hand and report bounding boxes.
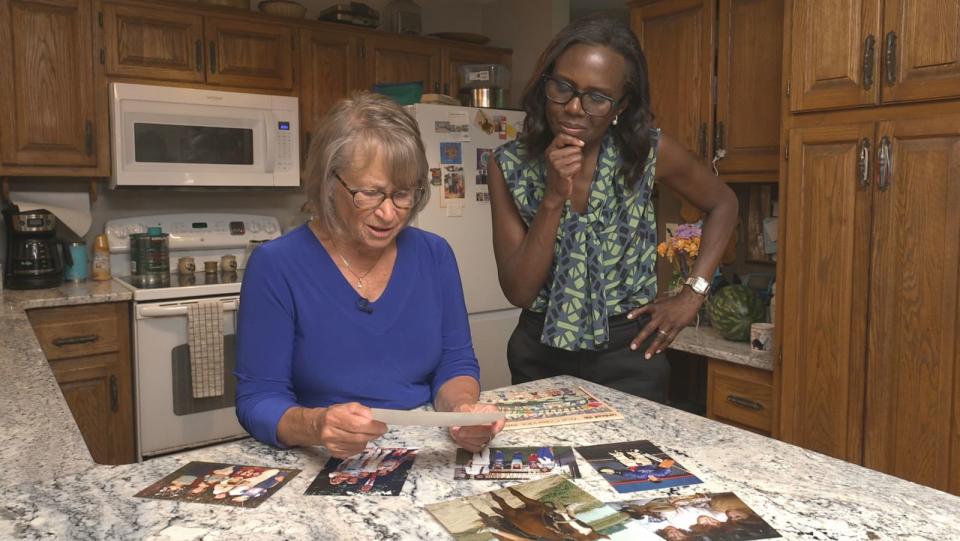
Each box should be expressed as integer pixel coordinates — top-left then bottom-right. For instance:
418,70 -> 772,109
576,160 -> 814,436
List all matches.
311,402 -> 388,459
544,133 -> 584,206
448,402 -> 506,453
628,289 -> 706,359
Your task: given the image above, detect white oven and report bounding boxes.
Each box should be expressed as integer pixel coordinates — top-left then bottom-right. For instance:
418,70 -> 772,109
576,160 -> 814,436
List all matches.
110,82 -> 299,187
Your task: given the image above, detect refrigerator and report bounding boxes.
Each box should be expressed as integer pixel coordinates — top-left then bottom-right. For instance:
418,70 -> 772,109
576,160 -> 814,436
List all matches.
407,103 -> 526,391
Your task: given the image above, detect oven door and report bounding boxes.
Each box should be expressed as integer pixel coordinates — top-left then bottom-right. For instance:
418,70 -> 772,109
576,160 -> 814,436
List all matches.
134,295 -> 247,459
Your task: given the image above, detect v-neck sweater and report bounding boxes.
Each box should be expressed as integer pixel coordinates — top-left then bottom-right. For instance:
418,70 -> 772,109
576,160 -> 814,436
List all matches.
235,224 -> 479,448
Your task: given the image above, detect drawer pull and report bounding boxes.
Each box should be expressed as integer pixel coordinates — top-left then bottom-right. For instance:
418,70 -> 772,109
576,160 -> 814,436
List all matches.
726,394 -> 763,411
52,334 -> 100,347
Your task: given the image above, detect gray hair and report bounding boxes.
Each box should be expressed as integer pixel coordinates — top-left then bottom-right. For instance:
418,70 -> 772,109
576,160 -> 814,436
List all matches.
305,92 -> 430,235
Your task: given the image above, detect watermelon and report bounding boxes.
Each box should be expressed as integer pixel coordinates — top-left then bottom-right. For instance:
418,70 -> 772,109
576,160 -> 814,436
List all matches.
706,285 -> 766,342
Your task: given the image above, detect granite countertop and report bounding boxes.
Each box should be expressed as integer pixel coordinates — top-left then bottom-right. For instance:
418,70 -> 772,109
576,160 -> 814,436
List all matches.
4,286 -> 960,540
671,325 -> 773,371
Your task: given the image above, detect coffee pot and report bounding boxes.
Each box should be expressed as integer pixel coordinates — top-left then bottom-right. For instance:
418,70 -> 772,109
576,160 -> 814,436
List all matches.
3,208 -> 70,289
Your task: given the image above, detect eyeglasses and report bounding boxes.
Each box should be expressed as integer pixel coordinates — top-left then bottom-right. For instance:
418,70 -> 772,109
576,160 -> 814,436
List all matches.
542,75 -> 621,117
335,173 -> 423,210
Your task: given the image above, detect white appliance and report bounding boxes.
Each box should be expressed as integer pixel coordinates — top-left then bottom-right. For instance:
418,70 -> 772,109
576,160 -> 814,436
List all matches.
106,213 -> 283,459
407,103 -> 526,391
110,83 -> 300,187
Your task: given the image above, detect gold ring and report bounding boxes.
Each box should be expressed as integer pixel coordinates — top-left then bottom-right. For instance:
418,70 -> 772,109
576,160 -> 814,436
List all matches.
657,329 -> 669,336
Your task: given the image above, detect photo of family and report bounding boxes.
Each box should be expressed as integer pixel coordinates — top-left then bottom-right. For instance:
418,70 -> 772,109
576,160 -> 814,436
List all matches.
577,440 -> 703,493
454,446 -> 581,481
305,447 -> 418,496
606,492 -> 781,540
135,461 -> 299,508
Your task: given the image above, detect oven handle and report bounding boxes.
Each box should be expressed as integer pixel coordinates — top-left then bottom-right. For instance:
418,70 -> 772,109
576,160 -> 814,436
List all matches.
138,300 -> 239,318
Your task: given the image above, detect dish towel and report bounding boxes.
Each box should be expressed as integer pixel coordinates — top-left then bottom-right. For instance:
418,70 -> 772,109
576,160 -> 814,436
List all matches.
187,300 -> 224,398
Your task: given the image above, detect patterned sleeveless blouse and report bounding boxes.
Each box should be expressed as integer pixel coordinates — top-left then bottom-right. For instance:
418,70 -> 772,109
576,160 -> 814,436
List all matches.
494,130 -> 660,351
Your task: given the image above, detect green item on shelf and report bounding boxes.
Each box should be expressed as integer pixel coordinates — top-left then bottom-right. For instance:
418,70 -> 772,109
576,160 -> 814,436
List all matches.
706,284 -> 765,342
372,81 -> 423,106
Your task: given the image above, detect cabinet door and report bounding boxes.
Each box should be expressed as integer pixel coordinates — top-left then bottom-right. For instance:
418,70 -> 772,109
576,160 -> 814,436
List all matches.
631,0 -> 714,162
300,28 -> 359,163
779,123 -> 874,463
880,0 -> 960,104
102,3 -> 204,82
441,45 -> 509,102
365,34 -> 441,94
714,0 -> 782,175
863,115 -> 960,493
50,354 -> 135,465
205,17 -> 294,90
0,0 -> 98,167
789,0 -> 881,112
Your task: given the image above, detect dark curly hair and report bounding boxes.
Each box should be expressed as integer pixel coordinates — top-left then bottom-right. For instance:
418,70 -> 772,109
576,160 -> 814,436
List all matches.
519,16 -> 654,185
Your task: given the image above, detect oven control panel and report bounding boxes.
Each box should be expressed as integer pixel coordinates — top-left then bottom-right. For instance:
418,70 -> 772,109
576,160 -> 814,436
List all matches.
105,213 -> 282,253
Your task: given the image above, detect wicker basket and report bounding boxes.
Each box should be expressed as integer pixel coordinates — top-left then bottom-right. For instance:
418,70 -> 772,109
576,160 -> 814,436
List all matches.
199,0 -> 251,9
258,0 -> 306,18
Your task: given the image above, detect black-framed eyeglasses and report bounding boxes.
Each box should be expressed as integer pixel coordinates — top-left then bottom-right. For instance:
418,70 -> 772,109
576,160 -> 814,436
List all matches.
335,173 -> 423,210
542,75 -> 621,117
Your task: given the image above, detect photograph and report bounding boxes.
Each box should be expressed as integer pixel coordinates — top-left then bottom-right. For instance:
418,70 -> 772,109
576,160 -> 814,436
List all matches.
135,461 -> 298,508
454,446 -> 581,481
482,385 -> 623,430
606,492 -> 781,540
577,440 -> 702,493
305,447 -> 418,496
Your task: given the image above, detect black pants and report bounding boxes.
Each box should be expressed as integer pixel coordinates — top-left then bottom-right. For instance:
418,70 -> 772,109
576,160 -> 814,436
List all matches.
507,309 -> 670,404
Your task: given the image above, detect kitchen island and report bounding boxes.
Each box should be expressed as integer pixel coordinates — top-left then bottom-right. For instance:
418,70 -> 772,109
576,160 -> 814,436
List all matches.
3,287 -> 960,540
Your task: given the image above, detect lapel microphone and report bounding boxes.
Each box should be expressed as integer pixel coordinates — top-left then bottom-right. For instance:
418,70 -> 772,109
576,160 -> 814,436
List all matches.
355,297 -> 374,314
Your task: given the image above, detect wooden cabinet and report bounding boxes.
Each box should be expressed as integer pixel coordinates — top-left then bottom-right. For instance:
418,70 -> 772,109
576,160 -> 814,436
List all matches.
102,2 -> 295,90
299,26 -> 358,161
0,0 -> 105,175
630,0 -> 782,178
706,359 -> 774,435
779,109 -> 960,494
789,0 -> 960,112
364,33 -> 441,93
28,302 -> 135,465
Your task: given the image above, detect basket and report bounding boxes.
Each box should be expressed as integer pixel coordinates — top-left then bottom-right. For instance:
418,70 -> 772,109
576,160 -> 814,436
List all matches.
258,0 -> 306,18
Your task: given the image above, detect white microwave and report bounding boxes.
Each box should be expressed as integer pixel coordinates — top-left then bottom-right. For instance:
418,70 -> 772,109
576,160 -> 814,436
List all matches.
110,83 -> 299,187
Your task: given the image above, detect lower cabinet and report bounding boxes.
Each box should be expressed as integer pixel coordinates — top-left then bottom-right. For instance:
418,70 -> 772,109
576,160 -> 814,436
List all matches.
28,302 -> 136,465
706,358 -> 773,435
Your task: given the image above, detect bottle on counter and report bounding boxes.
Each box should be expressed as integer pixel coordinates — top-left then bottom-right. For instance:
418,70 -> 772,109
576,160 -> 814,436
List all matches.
91,233 -> 112,281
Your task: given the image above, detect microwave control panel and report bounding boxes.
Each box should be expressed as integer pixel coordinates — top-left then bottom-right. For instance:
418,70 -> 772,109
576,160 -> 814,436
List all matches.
276,121 -> 295,172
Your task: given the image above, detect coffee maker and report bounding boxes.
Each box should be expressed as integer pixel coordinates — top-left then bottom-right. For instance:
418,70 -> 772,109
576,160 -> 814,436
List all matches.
3,208 -> 70,289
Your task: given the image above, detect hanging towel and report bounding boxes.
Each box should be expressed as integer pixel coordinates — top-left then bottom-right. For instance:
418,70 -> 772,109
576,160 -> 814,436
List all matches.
187,300 -> 224,398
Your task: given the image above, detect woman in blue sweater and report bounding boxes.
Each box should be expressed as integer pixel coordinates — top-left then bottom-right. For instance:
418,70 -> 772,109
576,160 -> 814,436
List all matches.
236,93 -> 504,458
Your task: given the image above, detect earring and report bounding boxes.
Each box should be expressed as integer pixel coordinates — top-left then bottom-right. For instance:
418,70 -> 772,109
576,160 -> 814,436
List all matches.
612,115 -> 619,126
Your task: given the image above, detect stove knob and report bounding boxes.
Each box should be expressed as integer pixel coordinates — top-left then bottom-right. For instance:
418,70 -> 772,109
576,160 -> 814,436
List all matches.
248,222 -> 261,234
264,223 -> 278,234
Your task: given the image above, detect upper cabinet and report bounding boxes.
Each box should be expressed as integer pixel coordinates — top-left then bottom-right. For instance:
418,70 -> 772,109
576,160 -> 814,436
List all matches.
630,0 -> 782,178
102,2 -> 295,91
789,0 -> 960,112
299,26 -> 359,164
364,34 -> 441,93
0,0 -> 105,175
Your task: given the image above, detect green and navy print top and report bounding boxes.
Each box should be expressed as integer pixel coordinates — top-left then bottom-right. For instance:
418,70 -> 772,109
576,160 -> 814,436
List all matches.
494,129 -> 660,351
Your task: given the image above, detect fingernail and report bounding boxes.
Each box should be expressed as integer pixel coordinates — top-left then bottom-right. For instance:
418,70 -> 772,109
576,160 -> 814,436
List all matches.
626,313 -> 633,320
656,349 -> 662,355
645,353 -> 652,360
630,343 -> 637,350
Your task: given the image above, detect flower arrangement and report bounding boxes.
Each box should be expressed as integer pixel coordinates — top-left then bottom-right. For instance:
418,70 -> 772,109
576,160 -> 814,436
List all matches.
658,222 -> 702,292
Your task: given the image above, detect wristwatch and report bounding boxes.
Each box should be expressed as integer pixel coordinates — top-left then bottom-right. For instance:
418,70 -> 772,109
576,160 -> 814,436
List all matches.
684,276 -> 710,296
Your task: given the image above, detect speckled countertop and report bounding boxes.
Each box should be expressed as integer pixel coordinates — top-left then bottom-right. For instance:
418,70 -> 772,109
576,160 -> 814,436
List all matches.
672,325 -> 773,370
3,285 -> 960,540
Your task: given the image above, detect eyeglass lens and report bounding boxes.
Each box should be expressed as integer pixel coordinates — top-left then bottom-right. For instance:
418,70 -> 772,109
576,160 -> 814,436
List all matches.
544,77 -> 615,117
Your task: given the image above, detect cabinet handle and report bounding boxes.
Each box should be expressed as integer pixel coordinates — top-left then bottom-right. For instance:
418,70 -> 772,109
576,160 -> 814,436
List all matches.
697,123 -> 707,160
209,42 -> 217,74
857,138 -> 871,189
195,39 -> 203,72
52,334 -> 99,347
862,34 -> 875,90
726,394 -> 763,411
84,120 -> 93,155
884,31 -> 897,86
877,135 -> 892,191
443,83 -> 450,95
109,375 -> 118,413
433,81 -> 440,92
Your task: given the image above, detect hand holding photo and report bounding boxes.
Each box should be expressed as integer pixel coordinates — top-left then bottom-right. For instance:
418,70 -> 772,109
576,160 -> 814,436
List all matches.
370,408 -> 504,427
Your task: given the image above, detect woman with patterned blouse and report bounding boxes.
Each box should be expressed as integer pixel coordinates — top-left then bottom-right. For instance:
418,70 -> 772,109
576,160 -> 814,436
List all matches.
487,17 -> 738,402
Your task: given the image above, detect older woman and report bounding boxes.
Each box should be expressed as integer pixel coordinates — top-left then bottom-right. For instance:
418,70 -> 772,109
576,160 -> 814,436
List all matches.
236,92 -> 504,458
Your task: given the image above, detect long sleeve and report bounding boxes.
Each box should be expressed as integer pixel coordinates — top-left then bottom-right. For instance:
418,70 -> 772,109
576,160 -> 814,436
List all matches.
430,240 -> 480,399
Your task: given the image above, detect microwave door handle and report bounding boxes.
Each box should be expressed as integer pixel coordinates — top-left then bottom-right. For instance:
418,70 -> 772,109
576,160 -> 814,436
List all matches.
263,112 -> 277,173
138,300 -> 239,318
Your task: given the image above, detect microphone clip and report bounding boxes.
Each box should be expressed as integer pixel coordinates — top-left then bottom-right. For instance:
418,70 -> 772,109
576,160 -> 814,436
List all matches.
355,297 -> 374,314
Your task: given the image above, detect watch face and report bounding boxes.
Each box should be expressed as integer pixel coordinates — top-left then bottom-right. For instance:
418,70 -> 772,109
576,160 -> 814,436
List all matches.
687,277 -> 709,294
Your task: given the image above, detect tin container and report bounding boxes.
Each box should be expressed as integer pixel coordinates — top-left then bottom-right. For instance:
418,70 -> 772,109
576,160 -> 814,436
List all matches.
130,228 -> 170,277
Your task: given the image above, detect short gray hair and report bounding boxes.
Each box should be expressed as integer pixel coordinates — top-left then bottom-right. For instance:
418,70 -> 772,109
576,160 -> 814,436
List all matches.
305,92 -> 430,235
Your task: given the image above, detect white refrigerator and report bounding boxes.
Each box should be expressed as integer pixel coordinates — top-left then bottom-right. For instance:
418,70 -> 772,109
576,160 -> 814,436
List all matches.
407,103 -> 526,391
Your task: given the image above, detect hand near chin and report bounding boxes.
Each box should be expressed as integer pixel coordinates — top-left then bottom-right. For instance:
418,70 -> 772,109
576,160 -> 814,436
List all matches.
315,402 -> 388,459
448,403 -> 506,453
545,133 -> 585,204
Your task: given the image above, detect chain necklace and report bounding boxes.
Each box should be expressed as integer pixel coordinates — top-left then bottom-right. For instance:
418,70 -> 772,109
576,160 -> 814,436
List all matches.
331,237 -> 386,290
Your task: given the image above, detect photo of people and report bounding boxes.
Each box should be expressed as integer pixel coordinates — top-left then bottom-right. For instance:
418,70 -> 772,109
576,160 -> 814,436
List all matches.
607,492 -> 781,540
482,386 -> 623,430
476,148 -> 492,185
430,167 -> 441,186
442,165 -> 465,203
305,447 -> 418,496
577,440 -> 703,493
427,475 -> 646,541
454,446 -> 581,481
135,461 -> 299,508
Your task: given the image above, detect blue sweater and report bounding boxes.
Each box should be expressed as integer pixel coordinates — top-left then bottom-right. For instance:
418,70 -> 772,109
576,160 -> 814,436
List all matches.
235,224 -> 479,447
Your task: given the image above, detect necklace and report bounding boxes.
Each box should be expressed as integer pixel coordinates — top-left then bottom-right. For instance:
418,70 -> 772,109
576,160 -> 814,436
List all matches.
331,238 -> 386,290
